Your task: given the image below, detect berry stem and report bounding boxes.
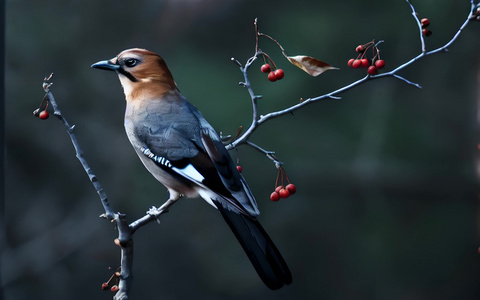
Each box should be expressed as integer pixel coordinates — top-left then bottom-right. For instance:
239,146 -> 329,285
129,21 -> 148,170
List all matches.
373,40 -> 384,62
261,51 -> 277,69
37,94 -> 49,112
254,18 -> 290,60
275,166 -> 281,189
284,169 -> 291,184
257,32 -> 289,59
281,167 -> 284,187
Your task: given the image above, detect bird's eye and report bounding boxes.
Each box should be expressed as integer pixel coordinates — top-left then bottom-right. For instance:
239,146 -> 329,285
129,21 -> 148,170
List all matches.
124,58 -> 140,68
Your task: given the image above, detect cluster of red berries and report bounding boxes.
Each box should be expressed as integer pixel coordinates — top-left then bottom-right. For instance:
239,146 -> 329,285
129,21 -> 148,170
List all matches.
269,167 -> 296,201
347,40 -> 385,75
101,267 -> 121,293
261,63 -> 285,82
33,100 -> 50,120
421,18 -> 432,37
270,183 -> 296,201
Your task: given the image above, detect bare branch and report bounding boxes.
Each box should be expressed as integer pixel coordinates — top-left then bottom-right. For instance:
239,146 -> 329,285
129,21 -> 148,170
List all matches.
41,74 -> 115,219
226,0 -> 478,167
245,141 -> 283,168
426,1 -> 476,55
392,74 -> 423,89
406,0 -> 427,53
38,76 -> 180,299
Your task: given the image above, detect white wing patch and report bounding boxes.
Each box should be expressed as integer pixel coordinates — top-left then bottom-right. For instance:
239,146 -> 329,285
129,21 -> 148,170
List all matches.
172,164 -> 205,183
140,147 -> 247,214
140,147 -> 204,183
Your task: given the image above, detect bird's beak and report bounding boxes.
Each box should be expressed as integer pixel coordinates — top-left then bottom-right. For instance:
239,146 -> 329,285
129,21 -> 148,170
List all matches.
91,59 -> 120,71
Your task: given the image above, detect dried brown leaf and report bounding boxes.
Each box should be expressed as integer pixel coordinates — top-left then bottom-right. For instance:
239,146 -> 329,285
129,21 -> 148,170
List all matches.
287,55 -> 338,76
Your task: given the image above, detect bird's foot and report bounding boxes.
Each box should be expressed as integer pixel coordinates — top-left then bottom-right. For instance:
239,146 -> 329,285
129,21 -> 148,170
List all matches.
147,206 -> 165,224
146,198 -> 177,224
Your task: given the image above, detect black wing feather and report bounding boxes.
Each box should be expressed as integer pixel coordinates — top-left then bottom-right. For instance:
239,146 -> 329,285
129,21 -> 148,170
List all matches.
136,98 -> 291,289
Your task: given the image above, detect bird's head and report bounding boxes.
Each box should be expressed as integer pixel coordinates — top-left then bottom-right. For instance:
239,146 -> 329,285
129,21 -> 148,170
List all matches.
92,48 -> 178,101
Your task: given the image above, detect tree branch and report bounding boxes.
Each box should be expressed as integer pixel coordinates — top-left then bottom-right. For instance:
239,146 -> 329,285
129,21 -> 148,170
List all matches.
226,0 -> 478,169
37,75 -> 178,299
41,74 -> 115,219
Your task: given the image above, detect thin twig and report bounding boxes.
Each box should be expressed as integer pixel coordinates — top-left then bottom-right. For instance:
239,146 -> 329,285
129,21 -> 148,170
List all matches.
42,74 -> 114,219
245,141 -> 283,168
226,0 -> 477,159
406,0 -> 427,53
392,74 -> 423,89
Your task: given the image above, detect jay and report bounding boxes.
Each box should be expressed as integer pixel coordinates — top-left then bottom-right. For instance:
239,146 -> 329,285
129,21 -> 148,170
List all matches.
92,48 -> 292,290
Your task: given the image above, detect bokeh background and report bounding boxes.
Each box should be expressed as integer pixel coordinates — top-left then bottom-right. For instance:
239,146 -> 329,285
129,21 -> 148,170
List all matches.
3,0 -> 480,299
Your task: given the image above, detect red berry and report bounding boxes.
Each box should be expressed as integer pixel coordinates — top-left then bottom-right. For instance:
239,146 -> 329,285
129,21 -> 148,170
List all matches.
347,58 -> 355,67
268,71 -> 277,82
367,65 -> 378,75
270,191 -> 280,202
274,69 -> 284,80
375,59 -> 385,69
236,165 -> 242,173
421,18 -> 430,28
360,58 -> 370,68
286,183 -> 296,195
422,29 -> 432,37
352,59 -> 361,69
279,188 -> 290,198
101,282 -> 109,290
356,45 -> 364,53
111,285 -> 119,292
39,110 -> 49,120
261,64 -> 271,73
275,186 -> 283,193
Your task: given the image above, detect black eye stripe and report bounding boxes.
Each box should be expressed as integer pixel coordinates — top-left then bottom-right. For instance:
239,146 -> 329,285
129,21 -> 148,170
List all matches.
118,68 -> 138,82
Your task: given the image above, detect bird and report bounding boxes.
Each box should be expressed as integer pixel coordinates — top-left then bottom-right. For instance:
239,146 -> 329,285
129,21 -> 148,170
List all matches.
91,48 -> 292,290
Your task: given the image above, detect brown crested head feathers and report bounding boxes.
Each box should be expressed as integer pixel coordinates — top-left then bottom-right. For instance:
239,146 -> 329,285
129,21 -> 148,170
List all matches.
110,48 -> 179,101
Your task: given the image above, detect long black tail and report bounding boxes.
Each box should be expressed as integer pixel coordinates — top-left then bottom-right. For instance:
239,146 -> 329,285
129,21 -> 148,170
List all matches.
217,206 -> 292,290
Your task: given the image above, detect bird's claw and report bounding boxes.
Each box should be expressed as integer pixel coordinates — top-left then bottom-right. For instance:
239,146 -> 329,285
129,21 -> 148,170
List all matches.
147,206 -> 165,224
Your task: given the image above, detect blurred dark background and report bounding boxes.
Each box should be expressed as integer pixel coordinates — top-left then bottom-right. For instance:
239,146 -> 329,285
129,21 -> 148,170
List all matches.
3,0 -> 480,299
